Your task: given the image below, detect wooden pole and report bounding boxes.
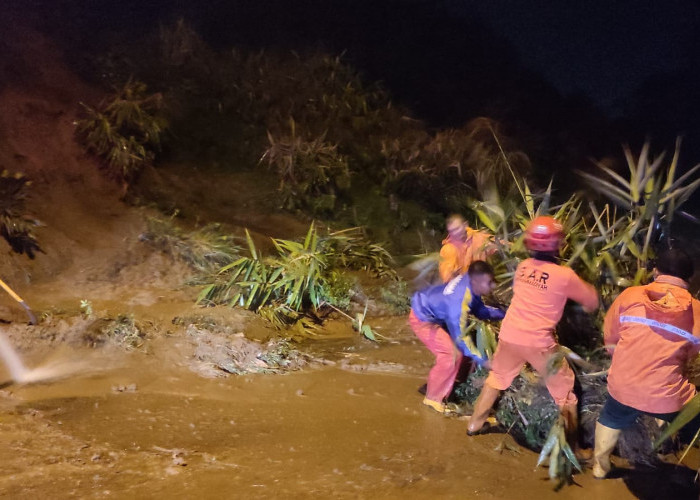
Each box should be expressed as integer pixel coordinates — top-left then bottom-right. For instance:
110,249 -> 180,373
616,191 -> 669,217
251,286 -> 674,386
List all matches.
0,279 -> 37,325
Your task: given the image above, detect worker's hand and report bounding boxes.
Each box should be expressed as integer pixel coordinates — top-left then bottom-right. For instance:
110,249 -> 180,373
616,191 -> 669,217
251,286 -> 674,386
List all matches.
480,359 -> 492,371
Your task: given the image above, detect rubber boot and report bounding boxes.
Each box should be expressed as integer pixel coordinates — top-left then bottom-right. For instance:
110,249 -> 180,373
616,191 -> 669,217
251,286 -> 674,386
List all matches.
467,384 -> 500,435
592,422 -> 621,479
560,404 -> 591,461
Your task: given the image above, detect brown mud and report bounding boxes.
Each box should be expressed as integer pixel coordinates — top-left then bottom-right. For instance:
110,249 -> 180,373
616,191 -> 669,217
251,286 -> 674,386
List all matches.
0,304 -> 698,499
0,321 -> 662,500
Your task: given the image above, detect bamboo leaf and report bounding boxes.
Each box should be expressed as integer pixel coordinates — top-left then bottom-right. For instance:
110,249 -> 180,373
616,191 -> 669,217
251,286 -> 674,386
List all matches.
548,442 -> 560,481
654,393 -> 700,449
361,324 -> 377,341
196,284 -> 216,304
560,442 -> 582,472
666,162 -> 700,194
662,137 -> 682,193
593,161 -> 631,192
537,431 -> 559,468
474,208 -> 498,232
577,171 -> 632,208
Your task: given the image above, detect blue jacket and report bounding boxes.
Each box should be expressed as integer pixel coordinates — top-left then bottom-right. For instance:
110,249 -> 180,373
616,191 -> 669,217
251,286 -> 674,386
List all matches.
411,273 -> 505,363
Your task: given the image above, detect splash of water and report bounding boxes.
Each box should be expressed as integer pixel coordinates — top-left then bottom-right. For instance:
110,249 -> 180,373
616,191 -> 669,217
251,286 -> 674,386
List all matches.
0,333 -> 29,382
0,333 -> 94,385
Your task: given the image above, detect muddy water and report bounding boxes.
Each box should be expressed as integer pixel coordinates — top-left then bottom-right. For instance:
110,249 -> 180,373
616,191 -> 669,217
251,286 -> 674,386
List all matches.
0,334 -> 694,499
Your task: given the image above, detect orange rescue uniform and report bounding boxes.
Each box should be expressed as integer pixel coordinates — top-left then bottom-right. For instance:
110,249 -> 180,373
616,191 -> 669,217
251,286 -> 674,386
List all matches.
498,259 -> 599,348
439,228 -> 493,283
486,258 -> 599,405
604,275 -> 700,414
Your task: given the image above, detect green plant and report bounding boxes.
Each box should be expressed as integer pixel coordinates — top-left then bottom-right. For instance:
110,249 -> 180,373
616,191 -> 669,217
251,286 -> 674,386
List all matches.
199,224 -> 327,312
76,79 -> 168,191
461,320 -> 499,362
0,170 -> 42,258
79,299 -> 93,318
578,139 -> 700,266
322,271 -> 356,310
382,118 -> 532,214
260,119 -> 351,215
107,315 -> 144,349
323,226 -> 397,279
199,223 -> 396,339
85,315 -> 144,350
351,303 -> 379,341
654,393 -> 700,465
379,279 -> 411,314
140,217 -> 240,273
535,417 -> 582,490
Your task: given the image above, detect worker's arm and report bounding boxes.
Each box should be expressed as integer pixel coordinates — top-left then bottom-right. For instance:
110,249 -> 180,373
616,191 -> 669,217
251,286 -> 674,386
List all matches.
439,287 -> 489,365
470,295 -> 506,321
566,271 -> 599,313
476,231 -> 499,259
603,295 -> 622,355
439,243 -> 459,283
445,297 -> 488,366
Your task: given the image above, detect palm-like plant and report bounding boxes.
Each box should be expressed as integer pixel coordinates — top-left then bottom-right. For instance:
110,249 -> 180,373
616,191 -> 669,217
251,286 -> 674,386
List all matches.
76,79 -> 168,191
578,139 -> 700,262
322,227 -> 397,279
199,223 -> 395,337
199,229 -> 278,311
0,170 -> 41,258
270,223 -> 327,311
260,119 -> 351,215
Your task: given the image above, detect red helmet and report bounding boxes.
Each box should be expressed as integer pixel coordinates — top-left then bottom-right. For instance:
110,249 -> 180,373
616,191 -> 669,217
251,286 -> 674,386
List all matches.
524,216 -> 563,252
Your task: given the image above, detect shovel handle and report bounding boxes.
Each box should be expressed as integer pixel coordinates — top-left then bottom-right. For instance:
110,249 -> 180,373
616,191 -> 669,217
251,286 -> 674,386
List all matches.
0,279 -> 37,325
0,279 -> 24,303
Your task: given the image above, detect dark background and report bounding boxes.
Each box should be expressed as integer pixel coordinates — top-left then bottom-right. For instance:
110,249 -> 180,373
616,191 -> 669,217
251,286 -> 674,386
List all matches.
5,0 -> 700,196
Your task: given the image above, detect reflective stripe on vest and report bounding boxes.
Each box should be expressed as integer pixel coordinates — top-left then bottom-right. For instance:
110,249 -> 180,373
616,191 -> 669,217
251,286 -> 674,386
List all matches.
620,315 -> 700,345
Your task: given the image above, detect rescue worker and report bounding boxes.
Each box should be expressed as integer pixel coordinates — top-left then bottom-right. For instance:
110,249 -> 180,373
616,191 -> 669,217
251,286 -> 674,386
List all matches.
593,248 -> 700,479
467,216 -> 599,445
409,260 -> 505,413
439,215 -> 496,283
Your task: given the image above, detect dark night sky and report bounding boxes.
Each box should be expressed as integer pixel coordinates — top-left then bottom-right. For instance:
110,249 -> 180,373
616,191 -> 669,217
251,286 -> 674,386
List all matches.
6,0 -> 700,169
457,0 -> 700,114
12,0 -> 699,119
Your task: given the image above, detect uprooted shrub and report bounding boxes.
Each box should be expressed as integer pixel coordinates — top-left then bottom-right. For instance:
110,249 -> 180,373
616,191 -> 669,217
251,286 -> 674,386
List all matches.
445,139 -> 700,486
186,324 -> 311,378
83,314 -> 145,350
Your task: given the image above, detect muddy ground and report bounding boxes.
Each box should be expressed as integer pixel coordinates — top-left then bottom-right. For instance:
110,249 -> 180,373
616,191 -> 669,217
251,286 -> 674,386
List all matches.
0,298 -> 699,500
0,21 -> 699,500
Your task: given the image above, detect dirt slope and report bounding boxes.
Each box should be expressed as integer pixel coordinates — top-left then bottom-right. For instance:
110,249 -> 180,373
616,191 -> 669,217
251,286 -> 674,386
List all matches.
0,22 -> 300,321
